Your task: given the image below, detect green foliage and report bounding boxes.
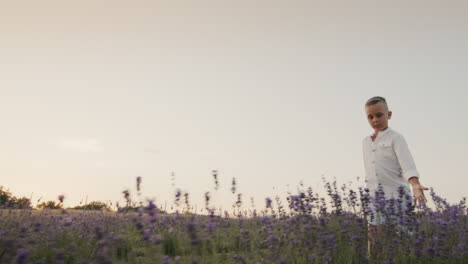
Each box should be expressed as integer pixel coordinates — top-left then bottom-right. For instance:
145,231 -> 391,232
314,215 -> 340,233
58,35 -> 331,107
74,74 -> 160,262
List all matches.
73,201 -> 110,211
11,197 -> 32,209
163,235 -> 179,257
37,200 -> 63,209
0,185 -> 32,209
0,186 -> 12,206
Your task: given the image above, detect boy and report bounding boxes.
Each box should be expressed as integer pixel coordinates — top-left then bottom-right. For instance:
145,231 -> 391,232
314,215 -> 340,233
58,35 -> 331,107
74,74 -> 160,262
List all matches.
362,96 -> 428,256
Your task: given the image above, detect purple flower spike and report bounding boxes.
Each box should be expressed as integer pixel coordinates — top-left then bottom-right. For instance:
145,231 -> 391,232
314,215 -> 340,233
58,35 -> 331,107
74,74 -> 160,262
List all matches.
16,252 -> 29,264
136,176 -> 142,192
161,256 -> 170,264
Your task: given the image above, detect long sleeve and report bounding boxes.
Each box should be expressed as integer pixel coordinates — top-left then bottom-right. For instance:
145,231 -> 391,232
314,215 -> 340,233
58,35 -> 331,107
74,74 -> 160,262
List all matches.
393,134 -> 419,182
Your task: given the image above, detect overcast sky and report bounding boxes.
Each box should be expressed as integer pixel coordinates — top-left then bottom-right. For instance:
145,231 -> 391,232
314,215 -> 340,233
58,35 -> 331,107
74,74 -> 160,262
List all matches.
1,0 -> 467,211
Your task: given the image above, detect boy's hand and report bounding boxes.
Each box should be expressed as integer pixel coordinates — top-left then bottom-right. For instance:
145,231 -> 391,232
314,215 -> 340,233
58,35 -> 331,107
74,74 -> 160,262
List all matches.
408,177 -> 429,206
412,184 -> 429,206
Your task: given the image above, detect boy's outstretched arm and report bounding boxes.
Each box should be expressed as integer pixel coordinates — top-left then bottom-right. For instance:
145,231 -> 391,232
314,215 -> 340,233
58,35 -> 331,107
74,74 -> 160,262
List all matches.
393,134 -> 429,204
408,176 -> 429,203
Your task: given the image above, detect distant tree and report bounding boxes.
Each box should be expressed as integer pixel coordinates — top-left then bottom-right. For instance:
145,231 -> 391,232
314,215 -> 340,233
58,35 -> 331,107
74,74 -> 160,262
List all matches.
0,186 -> 32,209
117,205 -> 140,213
0,186 -> 13,207
37,201 -> 62,209
11,197 -> 32,209
73,201 -> 110,211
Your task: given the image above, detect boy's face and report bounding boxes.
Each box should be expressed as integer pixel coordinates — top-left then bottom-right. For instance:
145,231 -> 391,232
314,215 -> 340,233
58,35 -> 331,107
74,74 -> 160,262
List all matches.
365,102 -> 392,132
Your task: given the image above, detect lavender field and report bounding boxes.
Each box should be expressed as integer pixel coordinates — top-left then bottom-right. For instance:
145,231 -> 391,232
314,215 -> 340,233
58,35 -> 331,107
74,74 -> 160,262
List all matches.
0,176 -> 466,264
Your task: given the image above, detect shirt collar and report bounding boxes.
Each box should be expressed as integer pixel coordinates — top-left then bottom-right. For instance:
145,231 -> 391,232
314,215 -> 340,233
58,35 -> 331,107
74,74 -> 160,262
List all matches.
379,127 -> 391,136
369,127 -> 392,139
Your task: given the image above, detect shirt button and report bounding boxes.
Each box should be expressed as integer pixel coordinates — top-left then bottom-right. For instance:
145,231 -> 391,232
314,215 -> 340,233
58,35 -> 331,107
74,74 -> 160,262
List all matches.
372,161 -> 375,164
372,149 -> 376,152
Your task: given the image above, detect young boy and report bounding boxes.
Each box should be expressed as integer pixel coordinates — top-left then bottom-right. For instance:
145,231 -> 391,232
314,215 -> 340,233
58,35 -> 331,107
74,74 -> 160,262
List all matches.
362,96 -> 428,256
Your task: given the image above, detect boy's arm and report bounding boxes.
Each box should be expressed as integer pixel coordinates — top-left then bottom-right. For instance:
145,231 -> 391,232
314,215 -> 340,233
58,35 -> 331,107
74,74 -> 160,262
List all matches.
393,135 -> 429,203
393,135 -> 419,181
408,176 -> 429,203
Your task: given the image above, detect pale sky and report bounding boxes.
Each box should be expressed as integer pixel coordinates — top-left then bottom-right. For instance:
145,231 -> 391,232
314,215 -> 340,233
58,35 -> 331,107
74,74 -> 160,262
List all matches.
1,0 -> 467,211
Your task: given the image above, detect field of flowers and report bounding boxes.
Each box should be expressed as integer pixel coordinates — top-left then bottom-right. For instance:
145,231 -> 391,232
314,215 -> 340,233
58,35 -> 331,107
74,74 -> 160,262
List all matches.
0,176 -> 466,264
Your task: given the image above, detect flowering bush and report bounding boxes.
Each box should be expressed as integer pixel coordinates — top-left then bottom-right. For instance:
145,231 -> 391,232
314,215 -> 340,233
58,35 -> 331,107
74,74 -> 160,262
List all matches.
0,177 -> 466,263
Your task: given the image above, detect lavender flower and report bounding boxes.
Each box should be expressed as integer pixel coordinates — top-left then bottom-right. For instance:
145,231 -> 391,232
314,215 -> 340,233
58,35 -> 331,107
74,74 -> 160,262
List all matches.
0,175 -> 465,263
16,252 -> 28,264
161,256 -> 170,264
212,170 -> 219,191
236,193 -> 242,208
231,177 -> 237,194
174,189 -> 182,206
265,197 -> 272,209
136,176 -> 142,192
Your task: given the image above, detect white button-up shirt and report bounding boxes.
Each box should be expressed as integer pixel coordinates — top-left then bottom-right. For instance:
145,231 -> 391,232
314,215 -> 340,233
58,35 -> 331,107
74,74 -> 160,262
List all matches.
362,127 -> 419,198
